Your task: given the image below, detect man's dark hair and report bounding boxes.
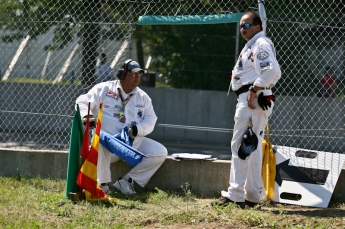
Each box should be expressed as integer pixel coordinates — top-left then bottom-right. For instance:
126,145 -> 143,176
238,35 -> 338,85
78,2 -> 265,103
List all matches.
325,66 -> 332,71
100,53 -> 107,64
243,12 -> 263,31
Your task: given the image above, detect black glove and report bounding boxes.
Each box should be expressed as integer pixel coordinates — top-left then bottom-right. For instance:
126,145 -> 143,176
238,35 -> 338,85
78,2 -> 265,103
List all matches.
258,92 -> 276,111
129,125 -> 138,139
82,115 -> 96,128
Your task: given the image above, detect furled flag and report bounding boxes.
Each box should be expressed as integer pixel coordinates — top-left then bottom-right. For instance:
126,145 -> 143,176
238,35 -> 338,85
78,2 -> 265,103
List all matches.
80,102 -> 91,165
65,104 -> 84,198
262,124 -> 276,200
76,102 -> 115,203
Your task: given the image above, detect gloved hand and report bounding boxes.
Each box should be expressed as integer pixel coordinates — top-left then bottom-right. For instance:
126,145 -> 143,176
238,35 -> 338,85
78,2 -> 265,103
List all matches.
129,125 -> 138,139
258,92 -> 276,110
82,115 -> 96,128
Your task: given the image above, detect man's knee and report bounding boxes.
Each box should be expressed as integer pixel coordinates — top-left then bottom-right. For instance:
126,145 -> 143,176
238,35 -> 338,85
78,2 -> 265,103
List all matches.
152,146 -> 168,164
150,141 -> 168,159
158,146 -> 168,163
161,146 -> 168,158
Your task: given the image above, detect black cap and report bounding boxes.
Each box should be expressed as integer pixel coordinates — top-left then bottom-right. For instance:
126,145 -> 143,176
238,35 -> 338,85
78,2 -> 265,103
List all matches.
237,127 -> 258,160
126,60 -> 145,74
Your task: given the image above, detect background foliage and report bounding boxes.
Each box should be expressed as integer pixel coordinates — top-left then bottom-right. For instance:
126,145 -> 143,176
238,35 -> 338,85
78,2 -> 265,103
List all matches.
136,23 -> 239,90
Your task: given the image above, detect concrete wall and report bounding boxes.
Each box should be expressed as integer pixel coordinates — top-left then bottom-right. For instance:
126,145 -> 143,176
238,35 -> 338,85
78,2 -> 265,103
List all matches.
0,148 -> 229,196
0,83 -> 236,145
1,148 -> 345,201
0,82 -> 345,152
147,87 -> 236,145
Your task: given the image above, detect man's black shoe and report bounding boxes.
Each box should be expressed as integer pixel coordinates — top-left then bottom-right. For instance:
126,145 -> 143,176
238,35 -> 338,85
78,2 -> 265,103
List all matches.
211,196 -> 245,209
245,199 -> 261,209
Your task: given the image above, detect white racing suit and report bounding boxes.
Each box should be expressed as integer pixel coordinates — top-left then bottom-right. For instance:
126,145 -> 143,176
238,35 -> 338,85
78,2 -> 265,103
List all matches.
222,31 -> 281,203
76,80 -> 167,187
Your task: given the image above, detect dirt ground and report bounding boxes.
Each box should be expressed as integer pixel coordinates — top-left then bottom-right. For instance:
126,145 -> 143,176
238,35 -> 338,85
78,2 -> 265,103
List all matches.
144,200 -> 345,229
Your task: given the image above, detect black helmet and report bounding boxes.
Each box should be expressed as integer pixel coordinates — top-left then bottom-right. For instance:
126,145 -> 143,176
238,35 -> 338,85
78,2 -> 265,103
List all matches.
238,127 -> 258,160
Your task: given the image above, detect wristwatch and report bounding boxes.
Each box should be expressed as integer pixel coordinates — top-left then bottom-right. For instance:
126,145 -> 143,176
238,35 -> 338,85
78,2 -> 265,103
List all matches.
249,86 -> 257,93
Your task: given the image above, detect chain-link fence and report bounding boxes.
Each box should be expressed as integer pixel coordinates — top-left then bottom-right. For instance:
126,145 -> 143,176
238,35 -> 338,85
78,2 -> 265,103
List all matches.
0,1 -> 344,153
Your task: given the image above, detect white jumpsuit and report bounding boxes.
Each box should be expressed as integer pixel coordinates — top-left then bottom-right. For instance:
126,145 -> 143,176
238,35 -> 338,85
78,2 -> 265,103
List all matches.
76,80 -> 167,187
222,31 -> 281,203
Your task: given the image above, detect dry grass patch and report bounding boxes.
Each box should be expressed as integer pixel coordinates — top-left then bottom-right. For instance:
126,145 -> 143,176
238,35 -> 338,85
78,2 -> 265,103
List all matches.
0,176 -> 344,228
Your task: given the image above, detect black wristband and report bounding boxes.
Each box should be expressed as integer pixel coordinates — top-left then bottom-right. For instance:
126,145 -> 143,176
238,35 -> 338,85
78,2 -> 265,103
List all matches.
249,86 -> 257,93
131,125 -> 138,136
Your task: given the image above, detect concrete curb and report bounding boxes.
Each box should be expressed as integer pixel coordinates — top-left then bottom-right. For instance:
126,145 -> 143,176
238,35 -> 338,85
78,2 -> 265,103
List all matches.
1,148 -> 345,200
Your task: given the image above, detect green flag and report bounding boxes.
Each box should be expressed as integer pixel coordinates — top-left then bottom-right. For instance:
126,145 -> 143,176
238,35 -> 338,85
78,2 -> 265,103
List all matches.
65,105 -> 83,198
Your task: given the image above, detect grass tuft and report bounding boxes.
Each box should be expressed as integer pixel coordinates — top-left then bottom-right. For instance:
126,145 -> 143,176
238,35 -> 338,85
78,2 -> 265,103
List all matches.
0,176 -> 344,228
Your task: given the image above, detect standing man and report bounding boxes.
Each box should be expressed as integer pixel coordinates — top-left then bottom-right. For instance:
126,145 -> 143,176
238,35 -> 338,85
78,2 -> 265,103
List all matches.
76,59 -> 167,195
94,53 -> 115,84
320,66 -> 338,98
212,12 -> 281,208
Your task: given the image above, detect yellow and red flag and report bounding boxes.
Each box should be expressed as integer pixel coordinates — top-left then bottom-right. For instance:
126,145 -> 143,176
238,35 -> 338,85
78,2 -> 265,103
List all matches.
77,102 -> 115,203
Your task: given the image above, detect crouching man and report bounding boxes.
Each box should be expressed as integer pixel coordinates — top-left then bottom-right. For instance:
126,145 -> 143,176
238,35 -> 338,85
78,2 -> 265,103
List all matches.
76,59 -> 167,195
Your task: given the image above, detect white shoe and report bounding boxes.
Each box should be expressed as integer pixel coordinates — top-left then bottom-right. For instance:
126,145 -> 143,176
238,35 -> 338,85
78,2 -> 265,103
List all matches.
100,183 -> 109,193
113,177 -> 136,195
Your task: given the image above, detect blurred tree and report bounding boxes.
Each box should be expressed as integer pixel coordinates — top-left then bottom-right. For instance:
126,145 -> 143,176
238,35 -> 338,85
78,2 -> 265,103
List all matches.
0,0 -> 250,88
132,0 -> 249,91
0,0 -> 102,85
137,23 -> 239,90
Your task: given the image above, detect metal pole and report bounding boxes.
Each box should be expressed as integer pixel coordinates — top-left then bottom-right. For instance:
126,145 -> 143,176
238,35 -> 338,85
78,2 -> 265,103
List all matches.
128,3 -> 133,60
100,2 -> 105,55
234,7 -> 240,65
258,0 -> 267,34
235,22 -> 240,65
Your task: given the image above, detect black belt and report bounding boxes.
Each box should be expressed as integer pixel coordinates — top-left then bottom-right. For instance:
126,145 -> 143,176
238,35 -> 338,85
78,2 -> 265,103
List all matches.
234,84 -> 252,96
234,85 -> 271,97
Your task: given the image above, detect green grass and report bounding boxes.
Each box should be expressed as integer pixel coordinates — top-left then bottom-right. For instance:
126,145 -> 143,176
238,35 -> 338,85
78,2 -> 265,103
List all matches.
155,81 -> 173,89
0,176 -> 344,229
6,77 -> 173,88
5,77 -> 82,85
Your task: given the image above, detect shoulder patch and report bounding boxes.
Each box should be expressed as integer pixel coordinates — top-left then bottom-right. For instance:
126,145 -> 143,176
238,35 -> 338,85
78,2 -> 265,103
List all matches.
257,52 -> 269,60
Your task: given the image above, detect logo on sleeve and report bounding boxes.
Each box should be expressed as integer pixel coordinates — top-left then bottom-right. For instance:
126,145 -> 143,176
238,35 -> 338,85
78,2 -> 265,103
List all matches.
248,52 -> 254,62
257,52 -> 269,60
260,62 -> 271,72
237,60 -> 243,70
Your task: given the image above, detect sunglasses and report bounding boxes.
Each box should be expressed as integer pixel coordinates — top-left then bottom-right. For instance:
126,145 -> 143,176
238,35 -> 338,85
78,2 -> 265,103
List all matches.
239,23 -> 255,29
127,72 -> 143,78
